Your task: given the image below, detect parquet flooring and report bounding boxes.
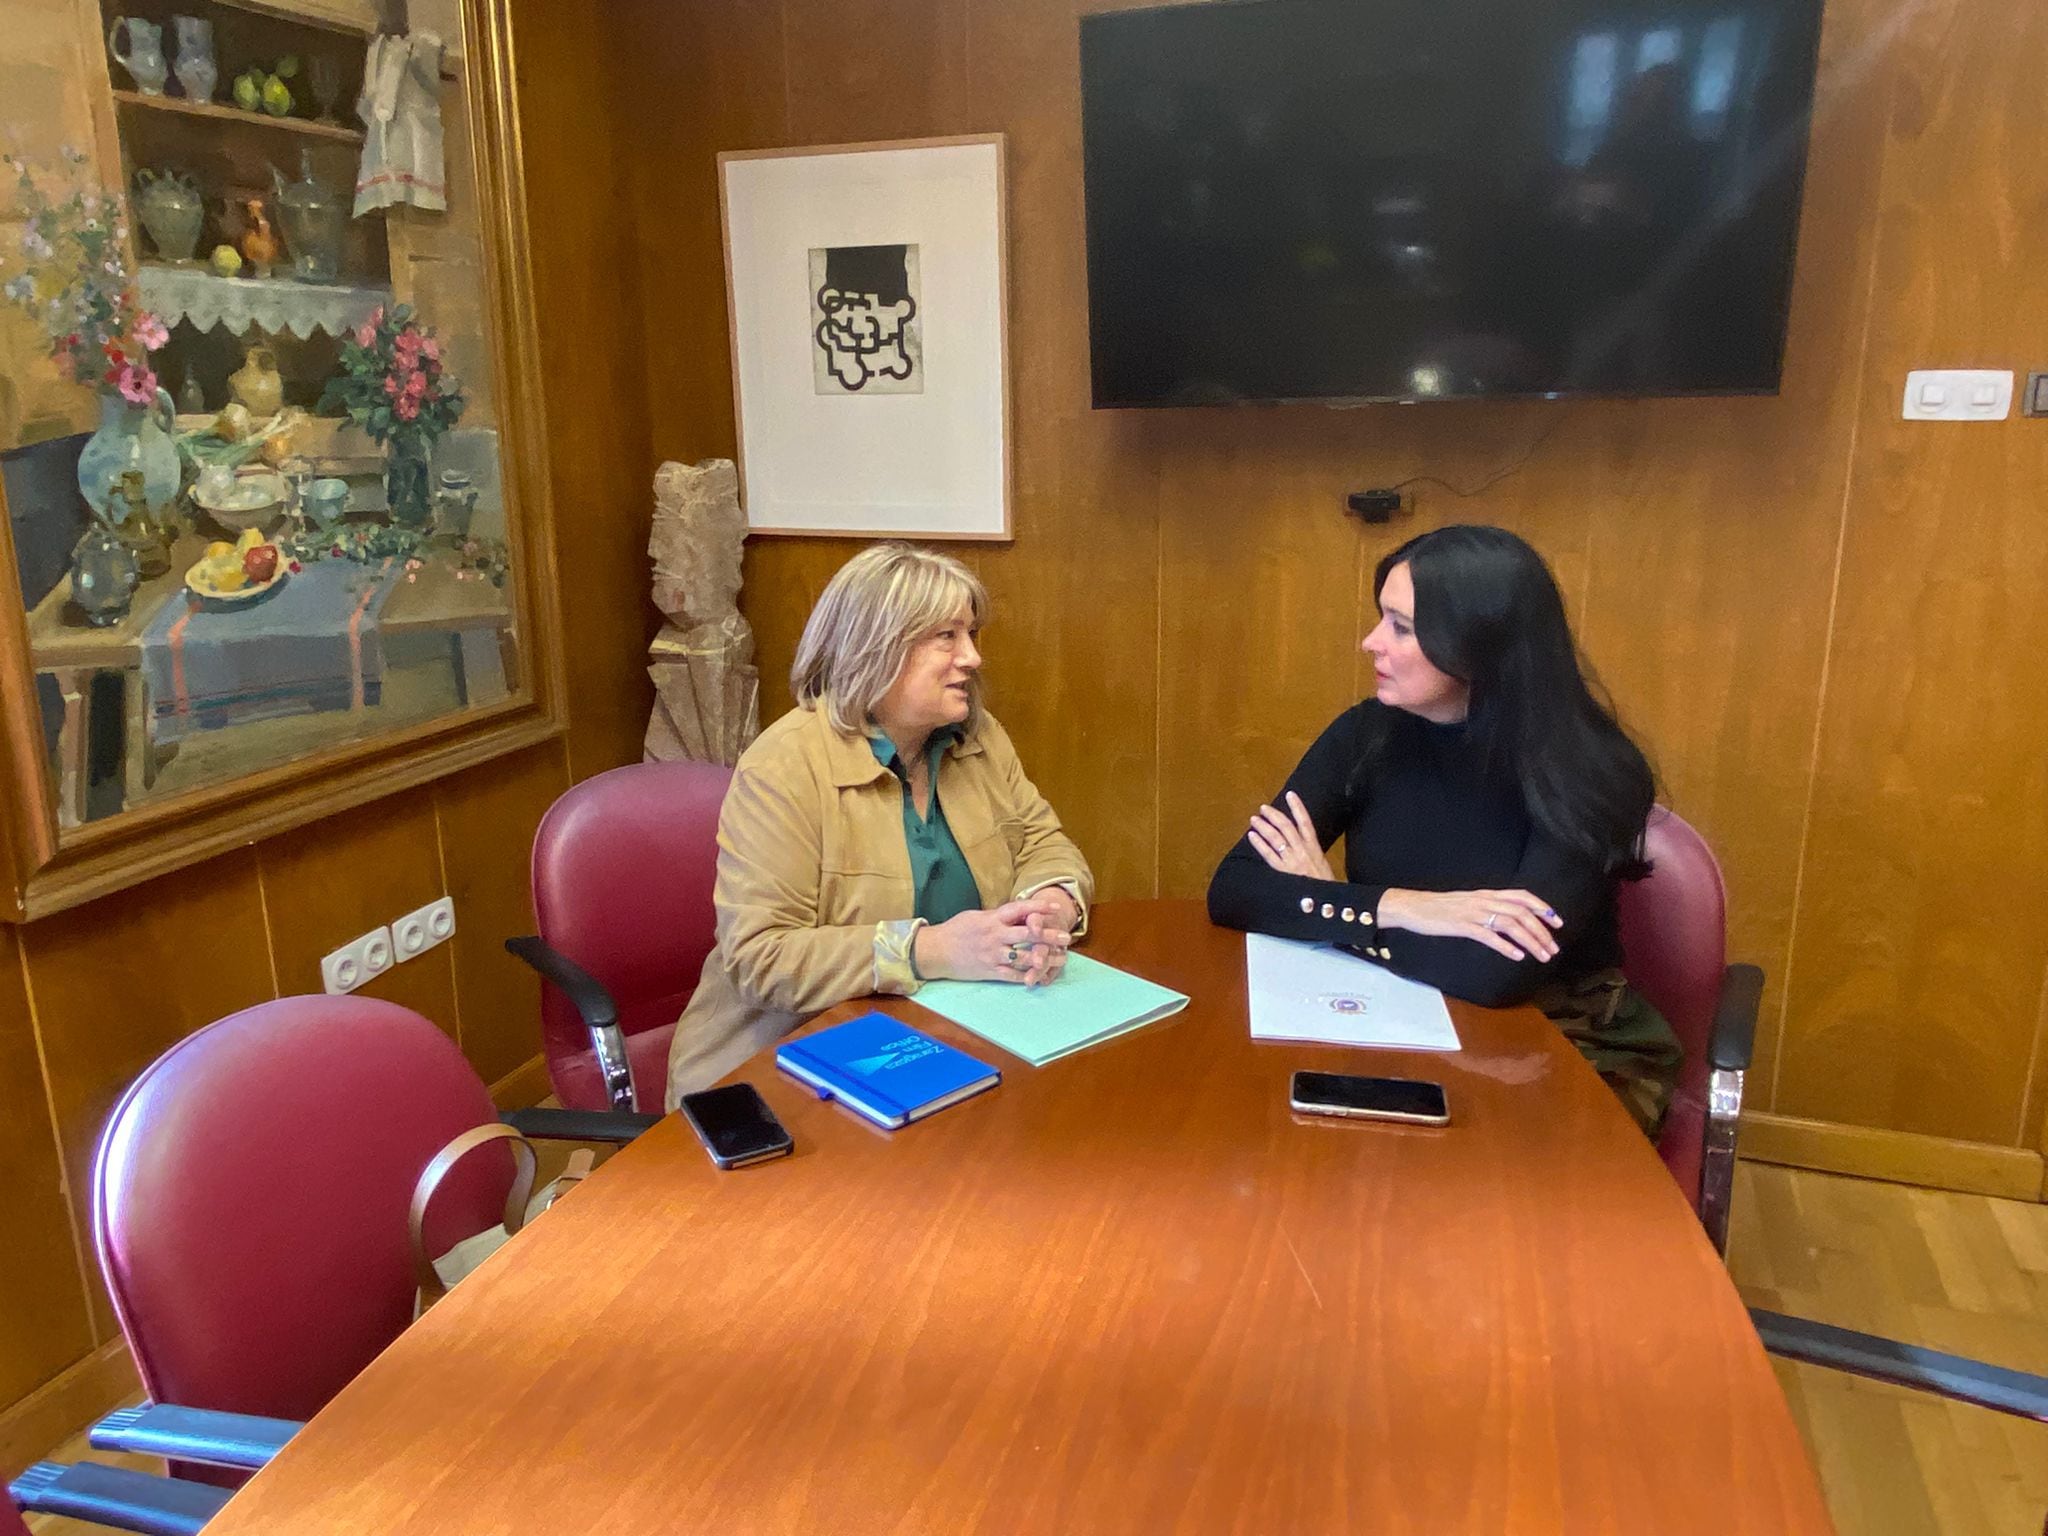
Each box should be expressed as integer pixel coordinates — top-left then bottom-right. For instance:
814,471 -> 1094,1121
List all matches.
1728,1161 -> 2048,1535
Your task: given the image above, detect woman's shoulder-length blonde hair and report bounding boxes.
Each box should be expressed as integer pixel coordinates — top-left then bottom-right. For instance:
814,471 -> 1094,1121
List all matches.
791,542 -> 990,735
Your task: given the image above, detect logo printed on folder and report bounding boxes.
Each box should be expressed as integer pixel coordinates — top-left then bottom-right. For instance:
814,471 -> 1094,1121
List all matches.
776,1013 -> 999,1130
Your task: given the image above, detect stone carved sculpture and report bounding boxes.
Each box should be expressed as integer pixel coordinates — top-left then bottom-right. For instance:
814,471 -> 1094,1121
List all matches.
644,458 -> 759,765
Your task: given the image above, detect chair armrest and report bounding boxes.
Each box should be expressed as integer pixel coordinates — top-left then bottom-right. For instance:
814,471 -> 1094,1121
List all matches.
1710,963 -> 1763,1071
504,935 -> 637,1112
504,935 -> 619,1031
90,1403 -> 299,1471
1695,964 -> 1761,1257
502,1106 -> 661,1144
9,1461 -> 231,1536
1751,1308 -> 2048,1423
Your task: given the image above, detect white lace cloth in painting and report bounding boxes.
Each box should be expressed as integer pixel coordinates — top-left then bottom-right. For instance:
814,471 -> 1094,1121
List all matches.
355,31 -> 447,215
137,267 -> 392,338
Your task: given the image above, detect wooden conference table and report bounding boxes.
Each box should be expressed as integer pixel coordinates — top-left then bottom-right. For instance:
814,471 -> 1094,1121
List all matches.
201,900 -> 1831,1534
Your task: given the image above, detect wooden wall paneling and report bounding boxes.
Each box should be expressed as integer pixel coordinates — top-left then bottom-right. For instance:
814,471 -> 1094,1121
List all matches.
961,0 -> 1158,901
509,0 -> 656,781
430,738 -> 570,1086
609,0 -> 829,735
257,790 -> 457,1025
978,409 -> 1161,902
1575,0 -> 1901,1105
1741,1110 -> 2043,1203
20,850 -> 274,1336
618,0 -> 786,469
778,0 -> 971,148
0,921 -> 94,1411
1153,409 -> 1376,899
1778,0 -> 2048,1146
0,1335 -> 133,1481
610,0 -> 871,743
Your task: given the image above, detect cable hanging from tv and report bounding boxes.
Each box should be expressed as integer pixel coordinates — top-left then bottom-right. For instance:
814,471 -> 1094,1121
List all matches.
1353,411 -> 1569,520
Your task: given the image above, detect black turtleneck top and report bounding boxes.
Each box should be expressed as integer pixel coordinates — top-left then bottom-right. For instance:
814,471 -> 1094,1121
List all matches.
1206,700 -> 1623,1008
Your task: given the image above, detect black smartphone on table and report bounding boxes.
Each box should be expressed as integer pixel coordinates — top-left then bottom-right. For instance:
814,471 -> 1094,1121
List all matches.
1290,1070 -> 1450,1126
679,1082 -> 794,1168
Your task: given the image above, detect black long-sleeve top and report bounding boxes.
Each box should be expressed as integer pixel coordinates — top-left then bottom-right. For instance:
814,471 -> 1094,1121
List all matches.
1206,700 -> 1623,1008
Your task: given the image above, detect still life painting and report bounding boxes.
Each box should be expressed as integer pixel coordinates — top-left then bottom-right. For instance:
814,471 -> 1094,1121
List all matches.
0,0 -> 538,863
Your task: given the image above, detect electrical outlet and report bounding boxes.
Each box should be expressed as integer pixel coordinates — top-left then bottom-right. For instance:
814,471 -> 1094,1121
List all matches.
320,925 -> 395,994
393,896 -> 455,962
319,942 -> 363,995
361,925 -> 394,977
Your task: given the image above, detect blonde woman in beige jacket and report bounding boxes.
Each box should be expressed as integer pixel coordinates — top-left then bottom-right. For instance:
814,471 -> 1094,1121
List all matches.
664,543 -> 1095,1108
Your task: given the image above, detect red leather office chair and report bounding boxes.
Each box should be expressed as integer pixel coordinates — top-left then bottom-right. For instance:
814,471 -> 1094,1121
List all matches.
507,760 -> 731,1114
1615,807 -> 1761,1255
92,996 -> 518,1485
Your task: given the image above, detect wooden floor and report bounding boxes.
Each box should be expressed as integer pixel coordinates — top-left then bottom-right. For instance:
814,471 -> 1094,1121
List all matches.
19,1161 -> 2048,1534
1727,1162 -> 2048,1535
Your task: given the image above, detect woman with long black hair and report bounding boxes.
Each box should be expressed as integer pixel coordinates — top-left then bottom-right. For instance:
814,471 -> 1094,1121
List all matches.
1206,524 -> 1681,1135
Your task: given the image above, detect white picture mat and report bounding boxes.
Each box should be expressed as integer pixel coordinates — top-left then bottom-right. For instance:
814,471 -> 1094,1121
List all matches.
721,139 -> 1009,538
1246,933 -> 1461,1052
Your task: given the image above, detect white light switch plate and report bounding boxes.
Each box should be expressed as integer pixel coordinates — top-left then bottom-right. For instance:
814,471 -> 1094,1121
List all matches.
1902,369 -> 2012,421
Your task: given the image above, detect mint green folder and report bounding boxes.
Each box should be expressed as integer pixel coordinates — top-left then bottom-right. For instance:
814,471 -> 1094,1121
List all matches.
912,953 -> 1189,1066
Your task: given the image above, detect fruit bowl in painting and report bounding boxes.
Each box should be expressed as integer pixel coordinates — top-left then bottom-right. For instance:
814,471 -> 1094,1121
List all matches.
186,536 -> 288,611
193,468 -> 288,534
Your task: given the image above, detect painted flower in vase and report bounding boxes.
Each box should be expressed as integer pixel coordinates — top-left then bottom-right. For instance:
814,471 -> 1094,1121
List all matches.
319,303 -> 466,527
0,149 -> 181,515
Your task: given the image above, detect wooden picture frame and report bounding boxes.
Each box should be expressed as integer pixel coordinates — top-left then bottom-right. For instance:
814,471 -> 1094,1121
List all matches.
0,0 -> 565,919
719,135 -> 1012,541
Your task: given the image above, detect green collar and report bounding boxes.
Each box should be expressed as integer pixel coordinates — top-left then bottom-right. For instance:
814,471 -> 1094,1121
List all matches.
867,722 -> 965,776
812,708 -> 981,788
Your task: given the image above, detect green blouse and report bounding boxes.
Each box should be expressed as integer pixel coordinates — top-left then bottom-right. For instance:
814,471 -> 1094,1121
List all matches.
868,726 -> 983,925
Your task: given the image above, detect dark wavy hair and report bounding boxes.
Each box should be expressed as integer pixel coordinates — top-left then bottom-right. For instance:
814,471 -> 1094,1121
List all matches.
1374,525 -> 1654,878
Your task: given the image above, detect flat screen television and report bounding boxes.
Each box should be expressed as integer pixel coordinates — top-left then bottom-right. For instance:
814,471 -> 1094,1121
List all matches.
1079,0 -> 1827,407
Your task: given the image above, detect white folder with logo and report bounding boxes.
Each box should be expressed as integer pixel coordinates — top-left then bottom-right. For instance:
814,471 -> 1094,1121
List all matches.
1245,933 -> 1461,1052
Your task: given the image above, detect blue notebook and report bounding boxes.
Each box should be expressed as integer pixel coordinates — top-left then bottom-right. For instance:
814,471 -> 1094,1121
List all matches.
776,1012 -> 1001,1130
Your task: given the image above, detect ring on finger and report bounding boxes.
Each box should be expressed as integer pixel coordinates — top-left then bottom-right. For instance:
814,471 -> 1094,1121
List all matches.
1483,912 -> 1499,931
1004,943 -> 1023,966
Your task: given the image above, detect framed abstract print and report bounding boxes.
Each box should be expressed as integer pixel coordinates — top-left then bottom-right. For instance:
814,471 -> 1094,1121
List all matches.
719,134 -> 1011,540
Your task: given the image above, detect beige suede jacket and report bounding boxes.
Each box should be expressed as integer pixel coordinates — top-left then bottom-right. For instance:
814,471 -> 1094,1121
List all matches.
663,704 -> 1094,1108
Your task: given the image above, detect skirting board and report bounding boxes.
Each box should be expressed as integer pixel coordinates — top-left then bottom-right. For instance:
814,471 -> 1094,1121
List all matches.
488,1051 -> 554,1111
1741,1111 -> 2045,1202
0,1335 -> 137,1479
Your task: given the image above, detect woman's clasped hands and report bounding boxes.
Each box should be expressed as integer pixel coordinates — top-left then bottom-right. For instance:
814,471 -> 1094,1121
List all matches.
914,888 -> 1078,986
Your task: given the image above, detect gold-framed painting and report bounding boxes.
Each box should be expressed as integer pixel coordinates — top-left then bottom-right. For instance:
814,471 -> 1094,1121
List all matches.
0,0 -> 564,919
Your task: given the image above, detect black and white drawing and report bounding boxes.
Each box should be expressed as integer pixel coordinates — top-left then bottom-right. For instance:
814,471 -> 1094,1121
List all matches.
811,244 -> 924,395
721,136 -> 1007,535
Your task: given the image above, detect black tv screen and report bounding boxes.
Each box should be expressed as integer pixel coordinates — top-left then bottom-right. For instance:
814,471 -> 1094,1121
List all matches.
1079,0 -> 1827,407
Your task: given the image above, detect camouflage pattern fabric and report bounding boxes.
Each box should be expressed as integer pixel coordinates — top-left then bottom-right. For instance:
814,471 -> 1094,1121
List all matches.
1530,968 -> 1682,1140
